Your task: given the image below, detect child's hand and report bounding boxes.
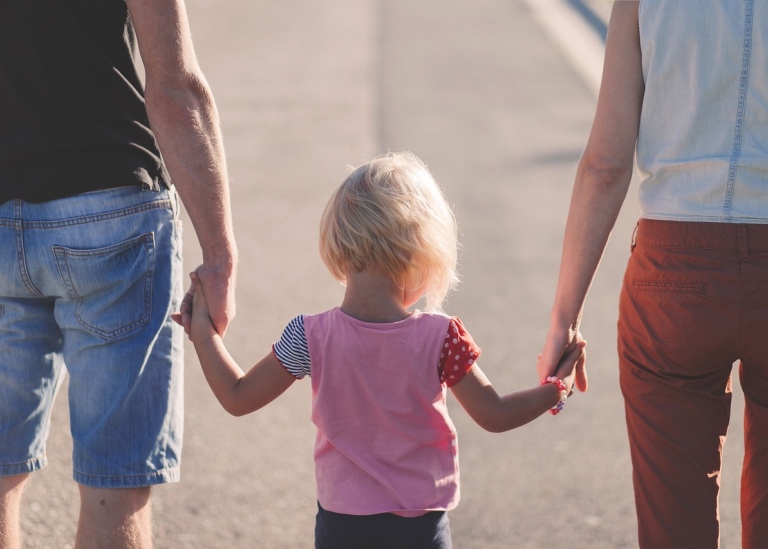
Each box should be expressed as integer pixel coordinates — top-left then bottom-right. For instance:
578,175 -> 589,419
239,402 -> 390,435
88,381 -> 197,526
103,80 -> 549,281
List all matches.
552,339 -> 587,395
171,284 -> 196,334
188,271 -> 216,341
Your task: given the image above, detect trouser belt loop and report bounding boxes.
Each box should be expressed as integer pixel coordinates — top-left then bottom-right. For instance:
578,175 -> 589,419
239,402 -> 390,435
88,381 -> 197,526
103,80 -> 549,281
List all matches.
738,225 -> 749,262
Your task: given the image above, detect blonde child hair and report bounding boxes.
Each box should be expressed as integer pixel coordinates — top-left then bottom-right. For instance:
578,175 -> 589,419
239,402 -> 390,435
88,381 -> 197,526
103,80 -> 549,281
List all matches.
319,151 -> 458,312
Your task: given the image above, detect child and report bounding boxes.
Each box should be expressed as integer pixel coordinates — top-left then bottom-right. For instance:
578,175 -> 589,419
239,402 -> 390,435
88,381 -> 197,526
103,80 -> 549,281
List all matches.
185,151 -> 584,549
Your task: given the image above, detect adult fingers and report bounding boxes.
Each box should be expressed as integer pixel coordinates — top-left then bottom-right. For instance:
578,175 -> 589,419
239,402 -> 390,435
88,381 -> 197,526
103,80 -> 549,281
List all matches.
194,266 -> 235,337
575,349 -> 588,392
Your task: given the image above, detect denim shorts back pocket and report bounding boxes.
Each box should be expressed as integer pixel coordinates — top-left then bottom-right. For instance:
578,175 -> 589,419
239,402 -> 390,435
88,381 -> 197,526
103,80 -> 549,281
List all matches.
53,232 -> 155,340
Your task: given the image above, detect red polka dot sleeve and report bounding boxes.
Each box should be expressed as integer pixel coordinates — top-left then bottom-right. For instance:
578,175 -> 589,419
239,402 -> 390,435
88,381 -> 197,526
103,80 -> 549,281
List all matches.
438,317 -> 481,387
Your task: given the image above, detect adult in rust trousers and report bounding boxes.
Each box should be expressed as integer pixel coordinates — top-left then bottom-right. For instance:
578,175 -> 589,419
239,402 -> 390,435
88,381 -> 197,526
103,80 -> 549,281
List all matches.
536,1 -> 768,548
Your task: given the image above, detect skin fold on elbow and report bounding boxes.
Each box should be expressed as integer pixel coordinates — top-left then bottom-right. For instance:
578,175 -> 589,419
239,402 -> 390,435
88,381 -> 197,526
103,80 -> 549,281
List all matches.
219,394 -> 252,418
577,151 -> 633,188
145,71 -> 216,125
577,158 -> 632,191
477,419 -> 511,434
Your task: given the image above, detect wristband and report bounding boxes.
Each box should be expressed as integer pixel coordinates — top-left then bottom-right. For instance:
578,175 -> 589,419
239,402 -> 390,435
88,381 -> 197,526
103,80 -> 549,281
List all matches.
541,376 -> 568,415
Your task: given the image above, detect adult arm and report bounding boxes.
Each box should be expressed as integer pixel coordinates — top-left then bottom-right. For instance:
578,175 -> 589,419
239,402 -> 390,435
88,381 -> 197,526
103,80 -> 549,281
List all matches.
536,1 -> 644,386
126,0 -> 237,335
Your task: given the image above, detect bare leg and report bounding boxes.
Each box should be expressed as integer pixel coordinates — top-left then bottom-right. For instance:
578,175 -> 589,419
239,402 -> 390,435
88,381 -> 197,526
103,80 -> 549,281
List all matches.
0,474 -> 28,549
75,486 -> 152,549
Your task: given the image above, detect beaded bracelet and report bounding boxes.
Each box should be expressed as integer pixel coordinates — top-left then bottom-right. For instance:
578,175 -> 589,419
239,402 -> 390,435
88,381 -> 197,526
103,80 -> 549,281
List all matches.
541,376 -> 568,415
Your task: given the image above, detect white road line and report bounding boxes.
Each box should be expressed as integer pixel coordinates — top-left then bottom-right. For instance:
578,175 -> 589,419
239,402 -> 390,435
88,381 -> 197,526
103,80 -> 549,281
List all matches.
522,0 -> 608,97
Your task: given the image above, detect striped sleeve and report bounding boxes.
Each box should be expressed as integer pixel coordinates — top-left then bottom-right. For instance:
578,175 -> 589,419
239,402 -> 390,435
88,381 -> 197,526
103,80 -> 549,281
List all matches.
272,315 -> 311,379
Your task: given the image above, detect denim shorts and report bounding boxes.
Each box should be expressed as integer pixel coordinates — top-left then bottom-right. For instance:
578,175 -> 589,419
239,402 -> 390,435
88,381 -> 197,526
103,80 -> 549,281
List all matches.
0,186 -> 184,489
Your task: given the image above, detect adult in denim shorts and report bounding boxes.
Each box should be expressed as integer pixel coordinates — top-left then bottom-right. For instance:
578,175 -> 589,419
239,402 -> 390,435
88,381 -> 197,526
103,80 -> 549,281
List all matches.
536,2 -> 768,548
0,0 -> 237,547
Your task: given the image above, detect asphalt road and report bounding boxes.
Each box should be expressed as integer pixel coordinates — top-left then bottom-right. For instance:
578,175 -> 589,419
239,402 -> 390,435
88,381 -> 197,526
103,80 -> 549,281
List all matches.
19,1 -> 746,547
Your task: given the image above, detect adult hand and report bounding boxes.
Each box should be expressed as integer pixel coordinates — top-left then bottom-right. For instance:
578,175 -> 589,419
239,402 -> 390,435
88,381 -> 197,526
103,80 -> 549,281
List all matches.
194,263 -> 236,336
552,339 -> 587,395
537,328 -> 588,393
172,263 -> 236,337
187,271 -> 218,343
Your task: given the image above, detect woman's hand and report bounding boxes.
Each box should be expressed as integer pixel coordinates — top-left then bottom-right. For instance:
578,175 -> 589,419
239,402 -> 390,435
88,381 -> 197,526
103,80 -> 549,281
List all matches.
552,337 -> 587,395
537,329 -> 588,393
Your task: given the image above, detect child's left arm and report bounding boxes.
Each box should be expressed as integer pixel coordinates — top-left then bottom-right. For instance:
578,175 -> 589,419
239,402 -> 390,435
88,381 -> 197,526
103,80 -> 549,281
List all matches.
450,342 -> 584,433
188,272 -> 296,417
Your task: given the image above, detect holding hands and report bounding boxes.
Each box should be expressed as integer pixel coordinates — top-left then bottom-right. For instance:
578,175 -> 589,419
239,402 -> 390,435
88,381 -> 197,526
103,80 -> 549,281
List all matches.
538,327 -> 588,395
176,265 -> 588,425
549,337 -> 587,393
172,263 -> 236,337
186,271 -> 217,342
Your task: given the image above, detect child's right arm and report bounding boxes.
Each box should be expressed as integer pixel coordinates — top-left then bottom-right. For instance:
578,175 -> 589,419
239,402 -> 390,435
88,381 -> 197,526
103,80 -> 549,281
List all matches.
450,342 -> 585,433
188,272 -> 296,417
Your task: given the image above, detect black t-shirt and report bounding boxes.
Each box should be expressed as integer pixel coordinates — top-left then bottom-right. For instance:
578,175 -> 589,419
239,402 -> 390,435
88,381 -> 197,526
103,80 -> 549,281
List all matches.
0,0 -> 169,203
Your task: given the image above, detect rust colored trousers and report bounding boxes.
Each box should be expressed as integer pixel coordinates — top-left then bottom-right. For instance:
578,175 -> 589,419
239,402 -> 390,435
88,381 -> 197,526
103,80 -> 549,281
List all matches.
618,219 -> 768,549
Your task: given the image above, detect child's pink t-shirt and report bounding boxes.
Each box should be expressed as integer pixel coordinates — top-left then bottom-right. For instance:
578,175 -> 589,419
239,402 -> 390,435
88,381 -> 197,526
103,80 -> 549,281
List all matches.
273,308 -> 480,517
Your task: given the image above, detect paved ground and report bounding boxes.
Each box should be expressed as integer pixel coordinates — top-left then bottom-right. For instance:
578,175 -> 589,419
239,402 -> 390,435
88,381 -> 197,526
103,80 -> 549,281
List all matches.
19,1 -> 746,547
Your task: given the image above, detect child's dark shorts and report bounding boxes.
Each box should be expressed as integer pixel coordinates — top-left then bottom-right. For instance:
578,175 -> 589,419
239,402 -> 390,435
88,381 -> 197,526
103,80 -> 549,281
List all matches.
315,502 -> 452,549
